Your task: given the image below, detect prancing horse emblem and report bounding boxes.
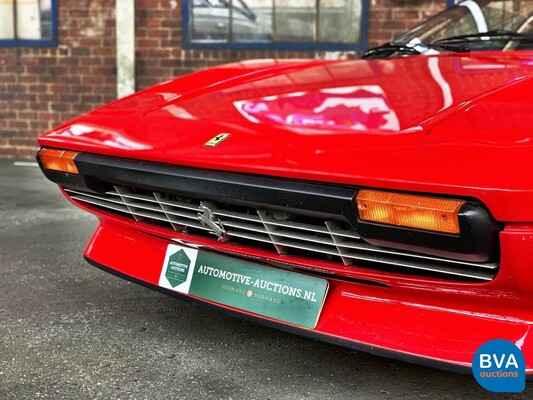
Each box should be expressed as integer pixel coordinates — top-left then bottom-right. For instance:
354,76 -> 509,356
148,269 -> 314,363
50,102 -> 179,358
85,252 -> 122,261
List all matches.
205,133 -> 231,147
197,203 -> 229,242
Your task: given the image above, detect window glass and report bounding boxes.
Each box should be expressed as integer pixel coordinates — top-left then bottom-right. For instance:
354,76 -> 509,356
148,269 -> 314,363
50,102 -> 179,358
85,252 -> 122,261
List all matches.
0,0 -> 15,39
0,0 -> 54,44
17,0 -> 42,40
318,0 -> 362,43
231,0 -> 272,42
185,0 -> 367,49
191,0 -> 230,42
39,0 -> 52,40
275,0 -> 315,42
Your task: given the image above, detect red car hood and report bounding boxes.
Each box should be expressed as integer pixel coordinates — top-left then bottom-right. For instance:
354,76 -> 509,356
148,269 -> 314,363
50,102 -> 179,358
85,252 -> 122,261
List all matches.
39,53 -> 533,221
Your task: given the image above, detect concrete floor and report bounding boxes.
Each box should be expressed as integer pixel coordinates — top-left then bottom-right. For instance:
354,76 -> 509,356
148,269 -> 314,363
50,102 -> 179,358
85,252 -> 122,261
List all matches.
0,160 -> 530,399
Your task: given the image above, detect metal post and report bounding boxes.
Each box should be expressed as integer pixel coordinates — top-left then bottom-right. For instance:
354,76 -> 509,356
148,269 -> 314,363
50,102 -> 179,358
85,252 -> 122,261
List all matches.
116,0 -> 136,98
315,0 -> 320,42
13,0 -> 18,39
272,0 -> 277,42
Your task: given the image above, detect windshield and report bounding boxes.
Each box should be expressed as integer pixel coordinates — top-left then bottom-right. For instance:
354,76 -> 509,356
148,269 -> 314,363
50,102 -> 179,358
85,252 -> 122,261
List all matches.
399,0 -> 532,42
399,0 -> 533,44
365,0 -> 533,58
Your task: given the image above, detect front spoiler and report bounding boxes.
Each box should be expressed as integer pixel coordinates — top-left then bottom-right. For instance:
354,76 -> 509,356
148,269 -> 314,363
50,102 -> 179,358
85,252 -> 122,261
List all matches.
83,220 -> 533,375
85,255 -> 473,374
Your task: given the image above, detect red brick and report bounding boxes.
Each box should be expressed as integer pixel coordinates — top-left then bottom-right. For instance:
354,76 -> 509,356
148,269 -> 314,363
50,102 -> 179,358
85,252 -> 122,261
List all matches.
8,138 -> 36,147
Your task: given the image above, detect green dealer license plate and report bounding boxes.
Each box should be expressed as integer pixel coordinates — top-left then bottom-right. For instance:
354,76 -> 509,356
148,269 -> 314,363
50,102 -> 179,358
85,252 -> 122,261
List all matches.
158,244 -> 329,329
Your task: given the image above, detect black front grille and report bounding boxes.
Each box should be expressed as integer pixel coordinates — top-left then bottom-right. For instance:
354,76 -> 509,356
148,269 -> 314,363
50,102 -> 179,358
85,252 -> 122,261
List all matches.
36,151 -> 501,282
64,184 -> 499,282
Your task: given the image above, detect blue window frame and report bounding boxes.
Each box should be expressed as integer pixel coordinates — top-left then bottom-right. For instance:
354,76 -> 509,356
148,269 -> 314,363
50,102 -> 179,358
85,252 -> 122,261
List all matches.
0,0 -> 58,47
183,0 -> 369,51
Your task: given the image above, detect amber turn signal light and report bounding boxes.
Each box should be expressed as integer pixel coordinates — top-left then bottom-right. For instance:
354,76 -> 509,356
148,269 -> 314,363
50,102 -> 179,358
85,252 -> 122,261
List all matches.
356,190 -> 464,234
39,148 -> 80,174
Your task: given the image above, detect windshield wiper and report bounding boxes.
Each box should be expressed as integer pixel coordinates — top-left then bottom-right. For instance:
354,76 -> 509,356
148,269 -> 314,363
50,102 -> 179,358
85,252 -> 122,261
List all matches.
362,43 -> 421,59
362,41 -> 467,59
433,30 -> 533,45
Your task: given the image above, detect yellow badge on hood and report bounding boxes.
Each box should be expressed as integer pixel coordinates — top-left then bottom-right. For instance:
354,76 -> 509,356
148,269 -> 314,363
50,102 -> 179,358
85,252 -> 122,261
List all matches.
205,133 -> 231,147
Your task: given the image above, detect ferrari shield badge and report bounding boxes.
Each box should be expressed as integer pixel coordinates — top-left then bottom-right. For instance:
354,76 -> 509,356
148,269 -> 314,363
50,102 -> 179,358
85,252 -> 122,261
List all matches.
205,133 -> 231,147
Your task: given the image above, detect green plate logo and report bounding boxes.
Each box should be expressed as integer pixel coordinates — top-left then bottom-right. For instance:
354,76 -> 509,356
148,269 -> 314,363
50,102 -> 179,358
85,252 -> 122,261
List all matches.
165,249 -> 191,288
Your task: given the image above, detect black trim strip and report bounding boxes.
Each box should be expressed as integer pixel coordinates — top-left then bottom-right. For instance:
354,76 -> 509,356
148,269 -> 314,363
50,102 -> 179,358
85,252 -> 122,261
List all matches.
73,153 -> 358,223
84,255 -> 473,375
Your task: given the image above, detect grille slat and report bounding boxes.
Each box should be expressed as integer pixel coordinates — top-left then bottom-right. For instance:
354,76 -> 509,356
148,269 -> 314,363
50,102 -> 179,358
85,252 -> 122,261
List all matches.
224,229 -> 274,244
275,238 -> 342,257
269,228 -> 335,247
64,186 -> 498,282
107,190 -> 160,204
212,209 -> 262,223
262,218 -> 331,235
339,249 -> 492,281
153,197 -> 201,212
69,194 -> 131,214
67,189 -> 126,206
153,208 -> 200,221
122,200 -> 166,214
167,217 -> 212,231
154,192 -> 185,231
329,229 -> 361,240
334,240 -> 498,270
219,219 -> 268,234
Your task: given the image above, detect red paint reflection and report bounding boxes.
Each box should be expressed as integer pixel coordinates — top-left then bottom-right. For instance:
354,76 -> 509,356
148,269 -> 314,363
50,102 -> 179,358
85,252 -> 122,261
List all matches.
235,85 -> 400,131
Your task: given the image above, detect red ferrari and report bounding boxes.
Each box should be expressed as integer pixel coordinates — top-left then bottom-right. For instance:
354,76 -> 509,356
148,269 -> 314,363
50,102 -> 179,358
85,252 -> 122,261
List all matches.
38,0 -> 533,374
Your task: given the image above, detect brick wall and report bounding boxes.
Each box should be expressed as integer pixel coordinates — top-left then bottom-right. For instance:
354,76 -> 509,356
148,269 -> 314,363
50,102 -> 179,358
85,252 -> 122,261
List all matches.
367,0 -> 446,47
0,0 -> 449,158
0,0 -> 117,158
